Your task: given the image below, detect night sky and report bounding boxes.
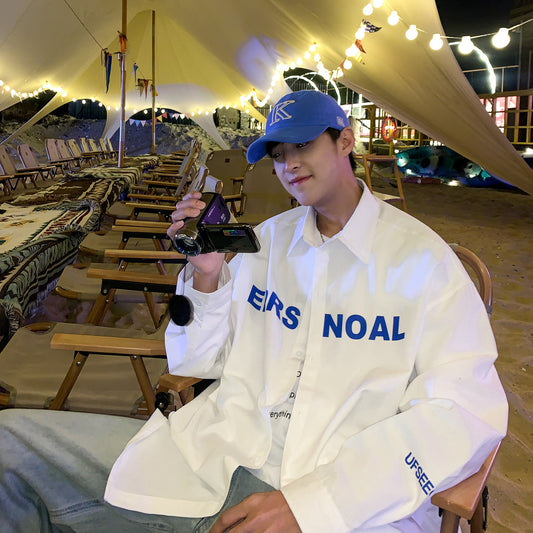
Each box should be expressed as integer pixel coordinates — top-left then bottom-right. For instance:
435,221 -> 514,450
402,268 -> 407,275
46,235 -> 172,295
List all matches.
435,0 -> 520,75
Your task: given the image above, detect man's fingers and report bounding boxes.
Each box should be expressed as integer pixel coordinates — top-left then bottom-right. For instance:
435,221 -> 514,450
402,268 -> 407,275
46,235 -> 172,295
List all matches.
209,504 -> 247,533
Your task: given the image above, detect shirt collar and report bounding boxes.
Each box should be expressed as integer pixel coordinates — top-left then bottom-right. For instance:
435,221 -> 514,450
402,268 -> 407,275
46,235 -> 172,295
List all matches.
287,179 -> 379,264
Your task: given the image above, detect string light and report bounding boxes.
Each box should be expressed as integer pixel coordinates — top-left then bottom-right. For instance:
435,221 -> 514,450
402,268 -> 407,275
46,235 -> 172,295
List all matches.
430,33 -> 444,50
388,10 -> 399,25
405,25 -> 418,40
492,27 -> 511,49
458,36 -> 474,54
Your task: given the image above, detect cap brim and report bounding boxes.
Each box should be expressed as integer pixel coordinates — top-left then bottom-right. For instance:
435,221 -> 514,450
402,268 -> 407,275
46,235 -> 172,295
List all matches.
246,124 -> 329,164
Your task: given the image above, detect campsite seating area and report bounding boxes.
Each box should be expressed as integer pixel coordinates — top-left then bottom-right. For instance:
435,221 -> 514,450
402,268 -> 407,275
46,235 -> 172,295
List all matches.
0,141 -> 300,416
0,138 -> 161,348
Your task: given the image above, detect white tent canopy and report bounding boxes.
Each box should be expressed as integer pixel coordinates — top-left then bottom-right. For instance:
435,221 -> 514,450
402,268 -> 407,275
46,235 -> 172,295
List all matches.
1,0 -> 532,193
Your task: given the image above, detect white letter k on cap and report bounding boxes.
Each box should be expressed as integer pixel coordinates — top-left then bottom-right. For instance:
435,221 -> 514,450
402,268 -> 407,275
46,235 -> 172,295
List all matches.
270,99 -> 295,125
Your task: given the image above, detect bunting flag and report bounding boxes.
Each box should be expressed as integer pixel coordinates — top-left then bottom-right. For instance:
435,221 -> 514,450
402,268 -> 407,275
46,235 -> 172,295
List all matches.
362,19 -> 381,33
118,31 -> 127,53
101,49 -> 112,93
356,39 -> 366,53
132,63 -> 138,84
143,79 -> 149,99
157,115 -> 164,122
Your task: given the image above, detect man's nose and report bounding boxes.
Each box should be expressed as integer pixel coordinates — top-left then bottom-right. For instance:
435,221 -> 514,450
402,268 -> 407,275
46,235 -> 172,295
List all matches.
284,149 -> 300,170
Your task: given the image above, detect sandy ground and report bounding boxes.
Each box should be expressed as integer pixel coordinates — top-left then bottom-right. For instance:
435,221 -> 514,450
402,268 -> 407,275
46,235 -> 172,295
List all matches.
10,165 -> 533,532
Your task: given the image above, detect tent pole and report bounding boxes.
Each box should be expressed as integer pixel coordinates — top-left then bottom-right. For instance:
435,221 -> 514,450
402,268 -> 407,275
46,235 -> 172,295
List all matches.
118,0 -> 127,168
151,10 -> 156,155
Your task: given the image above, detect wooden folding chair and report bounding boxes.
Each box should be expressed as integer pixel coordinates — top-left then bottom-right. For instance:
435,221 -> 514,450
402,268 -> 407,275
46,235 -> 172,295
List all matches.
17,143 -> 59,180
430,243 -> 499,533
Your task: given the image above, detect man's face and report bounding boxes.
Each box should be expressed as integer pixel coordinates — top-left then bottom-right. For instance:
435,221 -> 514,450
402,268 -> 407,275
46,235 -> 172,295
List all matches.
270,131 -> 348,209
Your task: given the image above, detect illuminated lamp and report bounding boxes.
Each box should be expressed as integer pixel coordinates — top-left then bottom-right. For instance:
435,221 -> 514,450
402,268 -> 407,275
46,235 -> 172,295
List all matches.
430,34 -> 443,50
81,99 -> 86,104
363,3 -> 373,16
388,10 -> 399,25
458,36 -> 474,54
355,27 -> 366,40
372,0 -> 384,7
405,25 -> 418,40
344,59 -> 353,70
492,28 -> 510,49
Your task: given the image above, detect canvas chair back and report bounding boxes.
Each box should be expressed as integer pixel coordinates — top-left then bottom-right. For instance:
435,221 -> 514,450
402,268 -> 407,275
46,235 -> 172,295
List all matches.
98,138 -> 108,153
106,138 -> 115,153
79,138 -> 91,153
56,139 -> 74,160
88,138 -> 100,152
66,139 -> 83,158
0,145 -> 18,175
45,139 -> 62,162
206,148 -> 248,194
238,159 -> 295,224
17,144 -> 40,169
206,149 -> 248,177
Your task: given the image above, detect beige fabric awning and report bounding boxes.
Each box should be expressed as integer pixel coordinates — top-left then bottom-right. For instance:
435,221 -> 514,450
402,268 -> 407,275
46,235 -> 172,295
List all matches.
1,0 -> 532,193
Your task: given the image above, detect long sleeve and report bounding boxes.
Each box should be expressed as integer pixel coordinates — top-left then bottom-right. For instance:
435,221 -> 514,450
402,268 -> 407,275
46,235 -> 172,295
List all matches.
281,276 -> 508,532
165,261 -> 234,378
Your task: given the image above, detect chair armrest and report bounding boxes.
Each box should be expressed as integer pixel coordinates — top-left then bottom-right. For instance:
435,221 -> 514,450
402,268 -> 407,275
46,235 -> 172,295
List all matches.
114,219 -> 170,229
158,373 -> 202,392
431,443 -> 500,520
50,333 -> 166,356
86,267 -> 178,287
103,249 -> 185,262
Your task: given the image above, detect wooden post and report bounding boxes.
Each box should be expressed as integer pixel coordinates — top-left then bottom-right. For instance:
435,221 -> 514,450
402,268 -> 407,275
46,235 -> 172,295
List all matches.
118,0 -> 127,168
151,10 -> 156,154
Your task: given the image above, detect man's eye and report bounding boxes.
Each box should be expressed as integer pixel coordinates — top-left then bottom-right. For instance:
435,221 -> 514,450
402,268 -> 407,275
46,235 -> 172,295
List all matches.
272,152 -> 282,159
296,142 -> 309,149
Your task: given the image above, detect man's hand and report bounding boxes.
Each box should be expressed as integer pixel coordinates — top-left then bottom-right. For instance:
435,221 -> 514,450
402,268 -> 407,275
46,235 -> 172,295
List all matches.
168,191 -> 225,293
209,491 -> 301,533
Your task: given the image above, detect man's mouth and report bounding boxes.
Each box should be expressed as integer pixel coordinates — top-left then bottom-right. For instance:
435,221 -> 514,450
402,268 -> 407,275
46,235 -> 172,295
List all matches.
289,175 -> 311,186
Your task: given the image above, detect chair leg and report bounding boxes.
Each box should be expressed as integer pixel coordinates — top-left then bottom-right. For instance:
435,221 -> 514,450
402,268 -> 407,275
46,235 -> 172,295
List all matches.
469,489 -> 488,533
129,355 -> 156,414
440,510 -> 461,533
86,289 -> 116,325
49,351 -> 88,410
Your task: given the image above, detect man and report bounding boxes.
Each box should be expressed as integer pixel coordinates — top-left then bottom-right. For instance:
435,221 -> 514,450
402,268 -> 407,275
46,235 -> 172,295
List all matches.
0,90 -> 507,532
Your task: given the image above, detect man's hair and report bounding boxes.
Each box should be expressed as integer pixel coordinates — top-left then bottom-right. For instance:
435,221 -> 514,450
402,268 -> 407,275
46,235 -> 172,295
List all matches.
266,127 -> 356,170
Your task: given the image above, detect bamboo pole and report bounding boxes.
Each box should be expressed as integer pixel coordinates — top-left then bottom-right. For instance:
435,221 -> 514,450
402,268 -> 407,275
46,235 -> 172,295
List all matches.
118,0 -> 127,167
151,10 -> 156,154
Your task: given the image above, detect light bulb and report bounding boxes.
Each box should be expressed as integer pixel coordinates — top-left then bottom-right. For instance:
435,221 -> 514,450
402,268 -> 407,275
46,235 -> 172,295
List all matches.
430,34 -> 444,50
406,25 -> 418,40
458,36 -> 474,54
363,3 -> 373,16
388,10 -> 399,25
355,27 -> 366,40
309,43 -> 317,52
344,59 -> 353,70
346,44 -> 358,57
492,28 -> 510,49
81,99 -> 86,104
372,0 -> 384,7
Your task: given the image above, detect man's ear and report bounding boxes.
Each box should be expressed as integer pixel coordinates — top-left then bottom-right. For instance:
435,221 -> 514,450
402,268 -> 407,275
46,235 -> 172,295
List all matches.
338,127 -> 355,156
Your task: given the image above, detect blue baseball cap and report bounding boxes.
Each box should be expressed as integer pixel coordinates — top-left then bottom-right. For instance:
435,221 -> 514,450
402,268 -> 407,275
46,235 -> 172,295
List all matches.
246,90 -> 350,164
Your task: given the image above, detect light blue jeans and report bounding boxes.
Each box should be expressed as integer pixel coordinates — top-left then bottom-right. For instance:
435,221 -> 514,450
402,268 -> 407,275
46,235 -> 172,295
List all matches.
0,409 -> 274,532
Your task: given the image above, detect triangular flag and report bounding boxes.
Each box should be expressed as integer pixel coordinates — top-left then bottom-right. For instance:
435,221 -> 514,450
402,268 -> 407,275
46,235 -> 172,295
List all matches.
102,49 -> 112,93
132,63 -> 138,84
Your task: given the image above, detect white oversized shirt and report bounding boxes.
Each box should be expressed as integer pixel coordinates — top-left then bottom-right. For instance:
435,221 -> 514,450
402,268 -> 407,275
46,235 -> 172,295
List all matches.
105,182 -> 508,532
